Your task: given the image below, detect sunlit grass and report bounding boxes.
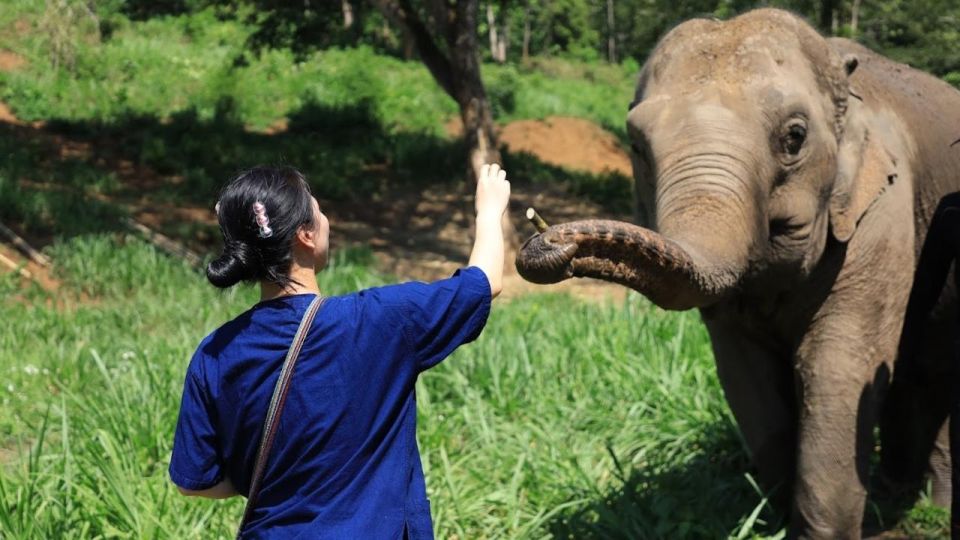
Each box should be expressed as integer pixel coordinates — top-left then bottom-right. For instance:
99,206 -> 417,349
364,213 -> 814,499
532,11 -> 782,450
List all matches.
0,235 -> 799,539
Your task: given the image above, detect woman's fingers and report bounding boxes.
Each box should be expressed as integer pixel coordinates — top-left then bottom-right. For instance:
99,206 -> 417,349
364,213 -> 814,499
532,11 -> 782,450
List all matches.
475,163 -> 510,218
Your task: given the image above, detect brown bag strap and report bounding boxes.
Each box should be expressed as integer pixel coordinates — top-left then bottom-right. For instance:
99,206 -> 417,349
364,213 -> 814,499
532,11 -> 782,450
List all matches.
237,295 -> 326,538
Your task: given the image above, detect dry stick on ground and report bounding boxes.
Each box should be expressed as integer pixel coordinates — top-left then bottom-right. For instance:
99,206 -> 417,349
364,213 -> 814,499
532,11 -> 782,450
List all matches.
123,218 -> 203,268
0,222 -> 51,267
0,251 -> 32,279
526,207 -> 549,233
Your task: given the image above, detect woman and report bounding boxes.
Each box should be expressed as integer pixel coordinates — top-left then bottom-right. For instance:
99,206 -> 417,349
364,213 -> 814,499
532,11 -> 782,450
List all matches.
169,164 -> 510,538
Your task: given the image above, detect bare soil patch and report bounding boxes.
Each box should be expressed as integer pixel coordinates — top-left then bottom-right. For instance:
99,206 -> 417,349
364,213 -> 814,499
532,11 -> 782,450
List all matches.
0,49 -> 25,71
447,115 -> 631,177
0,102 -> 20,125
499,116 -> 632,177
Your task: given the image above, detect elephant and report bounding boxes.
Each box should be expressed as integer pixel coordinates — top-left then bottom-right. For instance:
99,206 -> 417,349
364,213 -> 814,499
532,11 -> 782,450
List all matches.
515,8 -> 960,539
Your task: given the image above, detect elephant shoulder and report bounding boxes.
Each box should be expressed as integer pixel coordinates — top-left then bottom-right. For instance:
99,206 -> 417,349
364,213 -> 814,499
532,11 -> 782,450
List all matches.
826,37 -> 892,72
826,37 -> 873,57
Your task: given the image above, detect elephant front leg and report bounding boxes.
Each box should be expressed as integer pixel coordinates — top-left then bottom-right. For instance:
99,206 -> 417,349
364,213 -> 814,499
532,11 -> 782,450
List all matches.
791,343 -> 889,540
703,314 -> 797,503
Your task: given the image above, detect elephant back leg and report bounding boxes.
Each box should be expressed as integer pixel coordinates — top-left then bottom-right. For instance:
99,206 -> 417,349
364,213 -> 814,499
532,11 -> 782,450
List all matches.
881,307 -> 956,507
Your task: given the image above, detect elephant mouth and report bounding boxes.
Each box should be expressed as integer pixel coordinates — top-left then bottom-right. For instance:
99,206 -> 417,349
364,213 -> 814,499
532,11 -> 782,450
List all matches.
515,217 -> 739,310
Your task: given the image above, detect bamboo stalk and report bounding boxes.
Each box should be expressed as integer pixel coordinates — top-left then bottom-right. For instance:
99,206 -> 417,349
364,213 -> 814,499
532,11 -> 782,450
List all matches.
0,251 -> 32,279
123,218 -> 203,268
526,207 -> 549,233
0,222 -> 51,267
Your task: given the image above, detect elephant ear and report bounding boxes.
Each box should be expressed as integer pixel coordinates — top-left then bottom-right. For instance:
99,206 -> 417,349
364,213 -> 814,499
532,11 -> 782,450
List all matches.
828,63 -> 898,243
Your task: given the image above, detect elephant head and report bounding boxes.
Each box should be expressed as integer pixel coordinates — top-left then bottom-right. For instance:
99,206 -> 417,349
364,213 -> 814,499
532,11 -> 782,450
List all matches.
516,9 -> 895,310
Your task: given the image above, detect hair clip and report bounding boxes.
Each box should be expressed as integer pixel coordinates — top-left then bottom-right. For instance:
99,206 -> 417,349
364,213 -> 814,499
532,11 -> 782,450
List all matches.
252,201 -> 273,238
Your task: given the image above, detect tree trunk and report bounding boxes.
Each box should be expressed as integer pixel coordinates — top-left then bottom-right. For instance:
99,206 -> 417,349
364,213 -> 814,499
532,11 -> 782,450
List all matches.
373,0 -> 516,251
522,0 -> 531,61
342,0 -> 354,29
820,0 -> 837,34
606,0 -> 616,63
497,0 -> 508,63
460,92 -> 500,180
450,0 -> 500,172
487,3 -> 499,61
459,90 -> 516,251
450,0 -> 512,246
850,0 -> 862,35
486,2 -> 507,63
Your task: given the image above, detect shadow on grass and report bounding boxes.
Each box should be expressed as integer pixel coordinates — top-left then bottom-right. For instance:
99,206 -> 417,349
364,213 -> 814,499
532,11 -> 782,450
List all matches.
546,421 -> 787,540
1,96 -> 634,247
542,417 -> 941,539
41,97 -> 464,205
0,121 -> 129,244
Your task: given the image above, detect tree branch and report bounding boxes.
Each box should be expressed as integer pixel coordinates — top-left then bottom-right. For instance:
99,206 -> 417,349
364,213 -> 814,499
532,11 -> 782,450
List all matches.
0,222 -> 51,267
374,0 -> 457,97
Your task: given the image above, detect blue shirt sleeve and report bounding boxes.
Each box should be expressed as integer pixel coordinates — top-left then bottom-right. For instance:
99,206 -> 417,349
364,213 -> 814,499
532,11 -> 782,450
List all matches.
169,351 -> 223,490
401,266 -> 493,371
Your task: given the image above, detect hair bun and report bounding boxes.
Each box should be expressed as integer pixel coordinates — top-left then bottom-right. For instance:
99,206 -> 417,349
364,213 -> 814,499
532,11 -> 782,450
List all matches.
206,241 -> 254,288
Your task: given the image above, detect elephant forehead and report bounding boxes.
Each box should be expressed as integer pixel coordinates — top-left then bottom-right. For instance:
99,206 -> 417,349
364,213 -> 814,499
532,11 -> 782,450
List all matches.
650,18 -> 815,92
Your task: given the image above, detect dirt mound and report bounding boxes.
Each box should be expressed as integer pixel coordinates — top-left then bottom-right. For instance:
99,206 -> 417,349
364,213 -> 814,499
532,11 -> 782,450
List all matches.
0,50 -> 25,72
0,102 -> 21,125
499,116 -> 632,176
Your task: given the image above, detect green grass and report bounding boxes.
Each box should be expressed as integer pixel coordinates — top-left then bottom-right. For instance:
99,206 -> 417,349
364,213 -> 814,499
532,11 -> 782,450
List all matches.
0,9 -> 634,138
0,235 -> 797,539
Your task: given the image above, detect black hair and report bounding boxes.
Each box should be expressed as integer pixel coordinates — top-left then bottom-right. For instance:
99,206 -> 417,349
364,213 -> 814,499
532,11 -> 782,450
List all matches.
206,165 -> 315,289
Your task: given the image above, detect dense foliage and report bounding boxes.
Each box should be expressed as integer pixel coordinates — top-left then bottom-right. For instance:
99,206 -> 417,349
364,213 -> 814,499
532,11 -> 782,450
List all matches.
201,0 -> 960,84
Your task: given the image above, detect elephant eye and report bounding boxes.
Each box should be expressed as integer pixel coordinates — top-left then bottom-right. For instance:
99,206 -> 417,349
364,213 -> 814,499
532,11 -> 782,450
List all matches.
782,122 -> 807,155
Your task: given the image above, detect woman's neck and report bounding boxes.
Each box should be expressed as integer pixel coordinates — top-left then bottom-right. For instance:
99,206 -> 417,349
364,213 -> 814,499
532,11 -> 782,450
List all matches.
259,265 -> 321,302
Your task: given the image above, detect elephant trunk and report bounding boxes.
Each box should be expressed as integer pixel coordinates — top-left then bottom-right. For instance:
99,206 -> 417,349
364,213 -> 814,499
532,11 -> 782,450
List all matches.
519,98 -> 765,309
515,219 -> 742,310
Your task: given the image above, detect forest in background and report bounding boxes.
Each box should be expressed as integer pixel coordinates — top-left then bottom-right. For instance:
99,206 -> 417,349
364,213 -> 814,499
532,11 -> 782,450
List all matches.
86,0 -> 960,84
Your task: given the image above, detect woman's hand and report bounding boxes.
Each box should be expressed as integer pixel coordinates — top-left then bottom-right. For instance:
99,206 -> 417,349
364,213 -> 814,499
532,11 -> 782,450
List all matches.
475,163 -> 511,221
469,163 -> 511,298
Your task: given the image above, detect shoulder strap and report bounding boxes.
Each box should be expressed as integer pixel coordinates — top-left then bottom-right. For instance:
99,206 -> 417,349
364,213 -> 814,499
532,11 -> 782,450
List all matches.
237,295 -> 326,538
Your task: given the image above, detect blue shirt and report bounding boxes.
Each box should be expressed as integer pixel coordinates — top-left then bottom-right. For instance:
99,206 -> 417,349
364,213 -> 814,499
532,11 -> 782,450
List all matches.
169,267 -> 491,539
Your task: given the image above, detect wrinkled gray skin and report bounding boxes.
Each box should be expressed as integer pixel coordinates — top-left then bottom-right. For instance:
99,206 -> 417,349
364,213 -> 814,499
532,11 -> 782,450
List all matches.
515,8 -> 960,539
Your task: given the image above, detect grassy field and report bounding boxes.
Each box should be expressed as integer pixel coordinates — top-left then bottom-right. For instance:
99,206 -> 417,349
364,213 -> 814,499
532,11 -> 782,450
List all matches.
0,7 -> 634,137
1,237 -> 949,539
0,235 -> 772,539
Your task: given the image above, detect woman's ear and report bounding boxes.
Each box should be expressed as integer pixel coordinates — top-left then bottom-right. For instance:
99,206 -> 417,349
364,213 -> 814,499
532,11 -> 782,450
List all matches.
295,223 -> 317,251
